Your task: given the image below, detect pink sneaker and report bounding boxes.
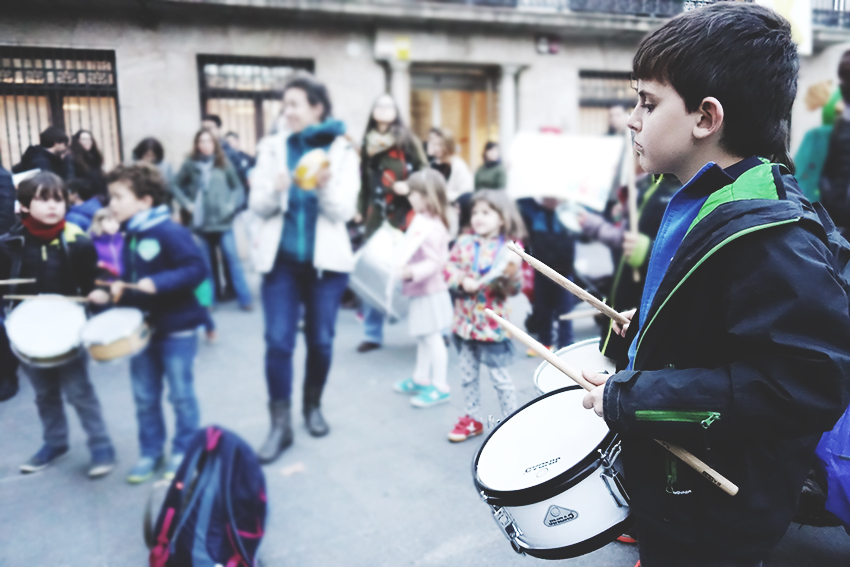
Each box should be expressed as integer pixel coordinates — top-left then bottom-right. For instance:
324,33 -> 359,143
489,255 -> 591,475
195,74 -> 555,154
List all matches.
448,415 -> 484,443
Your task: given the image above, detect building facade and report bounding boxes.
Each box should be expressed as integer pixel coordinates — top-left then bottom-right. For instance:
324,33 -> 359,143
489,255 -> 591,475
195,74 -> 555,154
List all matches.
1,0 -> 849,173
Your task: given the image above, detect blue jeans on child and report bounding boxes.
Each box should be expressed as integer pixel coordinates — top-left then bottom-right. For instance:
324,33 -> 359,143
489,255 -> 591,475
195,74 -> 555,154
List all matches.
361,302 -> 385,344
262,256 -> 349,402
197,229 -> 253,308
533,272 -> 575,349
24,354 -> 114,456
129,333 -> 199,458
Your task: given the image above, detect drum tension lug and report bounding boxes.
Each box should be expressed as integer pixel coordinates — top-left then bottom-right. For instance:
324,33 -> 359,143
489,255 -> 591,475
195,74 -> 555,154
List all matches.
599,441 -> 630,508
492,506 -> 524,552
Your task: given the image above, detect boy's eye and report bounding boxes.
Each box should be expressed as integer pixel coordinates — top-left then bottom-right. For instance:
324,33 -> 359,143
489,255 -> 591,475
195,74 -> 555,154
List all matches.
640,102 -> 655,112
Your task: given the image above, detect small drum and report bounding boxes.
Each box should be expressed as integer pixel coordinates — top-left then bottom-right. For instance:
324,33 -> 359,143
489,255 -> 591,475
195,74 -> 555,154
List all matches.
5,295 -> 87,367
473,386 -> 631,559
81,308 -> 150,362
535,338 -> 616,396
349,224 -> 409,322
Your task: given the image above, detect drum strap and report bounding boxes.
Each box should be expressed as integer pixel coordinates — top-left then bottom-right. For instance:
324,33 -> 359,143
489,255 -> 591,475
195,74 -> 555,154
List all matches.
4,236 -> 24,312
60,233 -> 82,298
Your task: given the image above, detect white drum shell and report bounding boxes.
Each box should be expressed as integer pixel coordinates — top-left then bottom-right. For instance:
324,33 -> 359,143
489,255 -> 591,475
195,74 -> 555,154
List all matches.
349,224 -> 409,321
5,296 -> 86,367
81,308 -> 144,346
496,454 -> 630,553
534,338 -> 616,395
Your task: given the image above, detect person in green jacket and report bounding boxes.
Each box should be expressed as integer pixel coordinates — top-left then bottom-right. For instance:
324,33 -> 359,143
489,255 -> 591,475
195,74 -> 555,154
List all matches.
474,141 -> 506,190
172,129 -> 252,310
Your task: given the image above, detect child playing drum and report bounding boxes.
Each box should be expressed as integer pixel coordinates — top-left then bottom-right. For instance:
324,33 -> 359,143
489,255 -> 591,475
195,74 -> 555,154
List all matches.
581,4 -> 850,565
0,172 -> 116,478
444,190 -> 526,442
104,163 -> 208,483
393,169 -> 453,408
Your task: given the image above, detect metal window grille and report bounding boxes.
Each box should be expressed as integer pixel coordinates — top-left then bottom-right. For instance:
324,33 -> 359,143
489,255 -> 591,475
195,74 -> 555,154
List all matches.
0,46 -> 122,171
578,70 -> 637,135
197,55 -> 314,156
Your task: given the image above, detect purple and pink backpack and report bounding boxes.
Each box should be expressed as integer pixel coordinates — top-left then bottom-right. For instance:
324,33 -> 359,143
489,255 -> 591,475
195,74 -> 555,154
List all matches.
146,426 -> 267,567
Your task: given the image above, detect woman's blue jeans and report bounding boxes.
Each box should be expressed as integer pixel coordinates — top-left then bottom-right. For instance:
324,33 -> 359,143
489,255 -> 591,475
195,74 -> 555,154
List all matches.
261,256 -> 349,402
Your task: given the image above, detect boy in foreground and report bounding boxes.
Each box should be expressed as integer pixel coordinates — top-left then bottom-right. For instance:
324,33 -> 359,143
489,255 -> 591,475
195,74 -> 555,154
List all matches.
105,164 -> 208,483
581,4 -> 850,566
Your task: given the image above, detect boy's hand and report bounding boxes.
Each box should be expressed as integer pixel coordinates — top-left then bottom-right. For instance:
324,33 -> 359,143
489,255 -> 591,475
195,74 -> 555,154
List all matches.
581,369 -> 610,418
622,231 -> 639,258
462,277 -> 481,294
87,289 -> 111,305
399,266 -> 413,281
392,181 -> 410,196
612,308 -> 636,337
137,278 -> 157,294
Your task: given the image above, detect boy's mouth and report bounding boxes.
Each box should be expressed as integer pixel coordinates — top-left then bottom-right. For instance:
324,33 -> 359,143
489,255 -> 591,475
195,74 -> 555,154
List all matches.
633,142 -> 644,154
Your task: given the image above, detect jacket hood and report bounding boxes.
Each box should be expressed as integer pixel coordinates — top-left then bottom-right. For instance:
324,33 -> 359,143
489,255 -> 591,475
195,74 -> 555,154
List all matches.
125,204 -> 171,233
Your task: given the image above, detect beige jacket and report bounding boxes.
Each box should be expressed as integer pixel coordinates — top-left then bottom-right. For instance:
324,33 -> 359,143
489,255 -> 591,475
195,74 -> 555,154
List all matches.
248,131 -> 360,274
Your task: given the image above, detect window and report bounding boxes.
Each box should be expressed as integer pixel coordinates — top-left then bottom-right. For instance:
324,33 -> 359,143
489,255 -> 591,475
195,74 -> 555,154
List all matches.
197,55 -> 314,155
0,47 -> 122,171
578,70 -> 637,135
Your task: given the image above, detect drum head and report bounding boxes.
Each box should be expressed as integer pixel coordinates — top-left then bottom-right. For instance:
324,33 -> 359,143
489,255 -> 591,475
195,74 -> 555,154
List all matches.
535,339 -> 616,395
81,308 -> 145,346
6,296 -> 86,358
476,387 -> 611,495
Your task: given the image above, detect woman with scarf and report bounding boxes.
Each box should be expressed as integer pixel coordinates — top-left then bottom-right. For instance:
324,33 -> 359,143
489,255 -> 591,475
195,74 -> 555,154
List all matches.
249,73 -> 360,464
171,129 -> 252,310
474,141 -> 506,190
355,93 -> 428,353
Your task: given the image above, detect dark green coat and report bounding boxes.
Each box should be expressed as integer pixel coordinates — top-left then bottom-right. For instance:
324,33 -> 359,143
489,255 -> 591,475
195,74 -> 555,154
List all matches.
172,158 -> 245,233
474,162 -> 507,190
358,134 -> 427,238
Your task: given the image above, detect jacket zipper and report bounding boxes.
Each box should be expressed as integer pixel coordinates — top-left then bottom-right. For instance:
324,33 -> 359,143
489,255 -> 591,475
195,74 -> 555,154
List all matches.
635,410 -> 720,429
635,218 -> 800,362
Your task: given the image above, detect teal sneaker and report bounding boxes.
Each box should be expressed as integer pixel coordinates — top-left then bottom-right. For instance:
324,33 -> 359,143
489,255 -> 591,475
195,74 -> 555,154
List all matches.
411,386 -> 450,408
162,453 -> 184,481
126,456 -> 163,484
394,378 -> 428,395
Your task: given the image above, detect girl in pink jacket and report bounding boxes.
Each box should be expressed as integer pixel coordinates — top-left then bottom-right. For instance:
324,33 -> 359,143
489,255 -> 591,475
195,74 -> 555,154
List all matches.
393,169 -> 453,408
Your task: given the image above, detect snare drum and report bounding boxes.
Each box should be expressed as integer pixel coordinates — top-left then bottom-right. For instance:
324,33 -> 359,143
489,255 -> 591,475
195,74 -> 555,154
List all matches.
81,308 -> 150,361
534,338 -> 616,395
5,295 -> 87,367
473,386 -> 631,559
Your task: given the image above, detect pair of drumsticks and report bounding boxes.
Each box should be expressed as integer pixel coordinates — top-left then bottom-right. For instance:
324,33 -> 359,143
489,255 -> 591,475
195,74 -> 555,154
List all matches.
484,242 -> 739,497
1,280 -> 143,303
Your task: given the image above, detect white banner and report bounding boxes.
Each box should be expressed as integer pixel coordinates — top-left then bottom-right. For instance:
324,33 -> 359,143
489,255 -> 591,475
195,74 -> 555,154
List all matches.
506,132 -> 624,211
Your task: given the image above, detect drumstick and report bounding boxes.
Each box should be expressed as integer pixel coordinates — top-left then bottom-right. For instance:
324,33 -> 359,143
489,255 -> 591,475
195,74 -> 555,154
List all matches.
95,279 -> 141,289
484,308 -> 739,497
0,279 -> 36,285
506,241 -> 630,327
559,309 -> 599,321
3,294 -> 89,303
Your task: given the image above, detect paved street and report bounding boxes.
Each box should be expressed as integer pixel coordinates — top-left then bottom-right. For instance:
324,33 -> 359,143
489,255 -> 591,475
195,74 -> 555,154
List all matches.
1,287 -> 849,566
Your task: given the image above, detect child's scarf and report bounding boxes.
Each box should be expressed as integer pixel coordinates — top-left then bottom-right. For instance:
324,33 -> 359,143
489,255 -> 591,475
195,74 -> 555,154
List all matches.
22,216 -> 65,242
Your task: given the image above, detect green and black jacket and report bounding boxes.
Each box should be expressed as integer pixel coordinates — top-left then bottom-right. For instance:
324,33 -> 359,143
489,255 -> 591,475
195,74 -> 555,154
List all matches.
602,157 -> 850,555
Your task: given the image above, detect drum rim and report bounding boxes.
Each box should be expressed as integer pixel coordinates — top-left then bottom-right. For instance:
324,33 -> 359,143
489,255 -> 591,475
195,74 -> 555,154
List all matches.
515,513 -> 635,559
533,338 -> 609,394
472,385 -> 617,508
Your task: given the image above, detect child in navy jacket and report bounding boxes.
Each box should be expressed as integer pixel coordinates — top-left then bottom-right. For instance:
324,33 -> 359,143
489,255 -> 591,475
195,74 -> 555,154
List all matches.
105,164 -> 208,484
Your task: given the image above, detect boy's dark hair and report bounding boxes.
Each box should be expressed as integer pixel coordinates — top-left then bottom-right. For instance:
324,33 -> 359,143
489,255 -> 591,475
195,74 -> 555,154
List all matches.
633,2 -> 798,171
68,178 -> 97,202
224,131 -> 239,139
18,171 -> 67,209
106,163 -> 168,207
132,137 -> 165,164
202,114 -> 222,129
283,73 -> 332,121
39,126 -> 69,149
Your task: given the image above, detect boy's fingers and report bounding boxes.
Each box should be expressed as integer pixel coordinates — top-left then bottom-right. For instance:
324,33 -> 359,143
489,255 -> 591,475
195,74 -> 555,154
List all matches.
582,369 -> 609,386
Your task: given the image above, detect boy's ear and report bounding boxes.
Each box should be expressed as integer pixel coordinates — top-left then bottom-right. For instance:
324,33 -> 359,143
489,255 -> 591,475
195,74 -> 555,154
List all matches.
693,97 -> 725,141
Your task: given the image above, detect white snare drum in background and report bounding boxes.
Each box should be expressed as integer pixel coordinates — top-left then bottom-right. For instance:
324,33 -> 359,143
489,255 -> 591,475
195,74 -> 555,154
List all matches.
473,386 -> 631,559
349,224 -> 409,322
81,308 -> 150,362
534,338 -> 617,395
5,295 -> 87,367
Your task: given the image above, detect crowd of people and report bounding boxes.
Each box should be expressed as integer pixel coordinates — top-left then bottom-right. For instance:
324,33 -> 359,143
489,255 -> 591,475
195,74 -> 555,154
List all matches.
4,5 -> 850,563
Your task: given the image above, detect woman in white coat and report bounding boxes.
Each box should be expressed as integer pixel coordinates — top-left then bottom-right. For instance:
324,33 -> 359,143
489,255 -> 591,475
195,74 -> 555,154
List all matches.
249,73 -> 360,464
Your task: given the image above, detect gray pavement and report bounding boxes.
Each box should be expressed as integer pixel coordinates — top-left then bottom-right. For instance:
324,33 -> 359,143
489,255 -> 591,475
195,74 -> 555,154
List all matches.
1,295 -> 849,566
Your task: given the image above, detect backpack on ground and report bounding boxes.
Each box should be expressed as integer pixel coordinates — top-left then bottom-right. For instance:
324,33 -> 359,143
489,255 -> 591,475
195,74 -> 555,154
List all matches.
146,425 -> 267,567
